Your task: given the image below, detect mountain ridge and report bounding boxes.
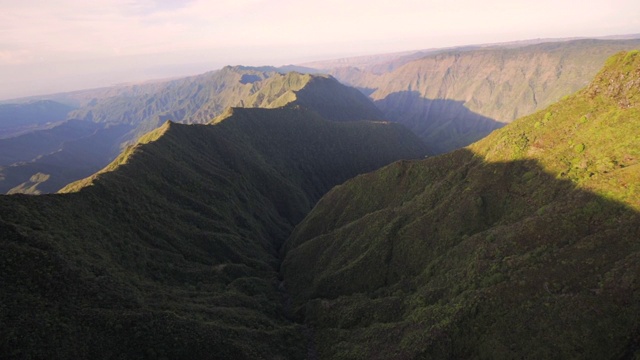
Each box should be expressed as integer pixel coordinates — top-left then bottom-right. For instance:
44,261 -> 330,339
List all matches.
5,68 -> 385,194
0,104 -> 428,358
281,50 -> 640,358
326,39 -> 640,153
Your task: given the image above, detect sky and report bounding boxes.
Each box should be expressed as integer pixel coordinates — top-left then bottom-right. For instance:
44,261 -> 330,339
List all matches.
1,0 -> 639,100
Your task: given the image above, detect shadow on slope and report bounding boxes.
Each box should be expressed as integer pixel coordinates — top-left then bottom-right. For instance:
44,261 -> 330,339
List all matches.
0,100 -> 75,138
0,120 -> 101,166
282,148 -> 640,359
375,91 -> 505,154
0,123 -> 132,194
0,107 -> 427,359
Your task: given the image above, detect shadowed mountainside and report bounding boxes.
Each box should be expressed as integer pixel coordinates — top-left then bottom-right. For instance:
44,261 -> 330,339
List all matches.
67,67 -> 376,140
4,68 -> 384,194
1,124 -> 132,194
0,120 -> 101,166
374,91 -> 504,154
328,39 -> 640,153
0,106 -> 428,359
0,100 -> 74,138
237,73 -> 385,122
281,51 -> 640,358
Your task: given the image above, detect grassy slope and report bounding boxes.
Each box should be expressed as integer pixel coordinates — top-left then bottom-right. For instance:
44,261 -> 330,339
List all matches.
239,73 -> 385,122
332,39 -> 640,153
282,51 -> 640,359
0,107 -> 428,359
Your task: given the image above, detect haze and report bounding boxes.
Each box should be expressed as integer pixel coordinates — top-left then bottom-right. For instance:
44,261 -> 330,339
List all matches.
1,0 -> 639,100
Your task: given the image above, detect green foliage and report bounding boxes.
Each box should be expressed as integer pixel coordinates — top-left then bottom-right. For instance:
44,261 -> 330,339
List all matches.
282,52 -> 640,359
8,67 -> 385,195
331,38 -> 640,153
0,106 -> 427,358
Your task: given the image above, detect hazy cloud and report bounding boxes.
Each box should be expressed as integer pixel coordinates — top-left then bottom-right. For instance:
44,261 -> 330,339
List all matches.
1,0 -> 638,99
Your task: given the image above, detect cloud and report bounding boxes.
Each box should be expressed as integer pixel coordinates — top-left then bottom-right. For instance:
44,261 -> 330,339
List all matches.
1,0 -> 639,98
2,0 -> 639,67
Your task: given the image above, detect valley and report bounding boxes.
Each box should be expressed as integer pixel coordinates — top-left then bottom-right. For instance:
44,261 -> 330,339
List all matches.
0,37 -> 639,359
282,50 -> 640,358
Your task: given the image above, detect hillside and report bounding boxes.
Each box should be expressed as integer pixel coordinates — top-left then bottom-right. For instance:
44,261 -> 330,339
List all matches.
67,66 -> 282,138
0,106 -> 428,359
237,72 -> 385,122
69,68 -> 382,135
4,68 -> 384,194
281,51 -> 640,358
1,124 -> 132,194
328,39 -> 640,153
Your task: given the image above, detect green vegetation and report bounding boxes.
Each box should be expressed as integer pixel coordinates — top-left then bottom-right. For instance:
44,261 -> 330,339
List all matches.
3,46 -> 640,359
3,67 -> 386,195
282,51 -> 640,358
330,39 -> 640,153
228,72 -> 384,122
0,106 -> 427,358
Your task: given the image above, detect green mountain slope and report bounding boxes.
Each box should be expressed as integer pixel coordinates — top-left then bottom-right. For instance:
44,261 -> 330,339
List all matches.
4,67 -> 384,195
0,106 -> 427,359
237,72 -> 385,122
330,39 -> 640,153
67,66 -> 281,138
69,68 -> 383,138
281,51 -> 640,359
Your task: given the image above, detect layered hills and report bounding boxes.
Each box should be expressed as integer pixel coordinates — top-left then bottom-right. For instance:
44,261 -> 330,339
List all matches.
0,122 -> 132,194
322,39 -> 640,153
281,51 -> 640,358
68,67 -> 377,137
2,69 -> 383,194
0,105 -> 427,358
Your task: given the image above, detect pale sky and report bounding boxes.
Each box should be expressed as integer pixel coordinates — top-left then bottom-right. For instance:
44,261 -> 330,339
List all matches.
1,0 -> 639,100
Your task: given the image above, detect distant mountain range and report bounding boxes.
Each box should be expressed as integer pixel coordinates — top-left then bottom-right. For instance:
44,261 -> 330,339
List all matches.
307,38 -> 640,153
0,69 -> 381,194
2,37 -> 640,194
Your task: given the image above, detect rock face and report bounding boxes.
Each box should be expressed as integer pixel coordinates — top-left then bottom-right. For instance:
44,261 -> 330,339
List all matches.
282,51 -> 640,359
327,39 -> 640,153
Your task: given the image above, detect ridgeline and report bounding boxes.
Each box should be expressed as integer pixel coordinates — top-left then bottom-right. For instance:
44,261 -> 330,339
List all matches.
282,51 -> 640,358
0,105 -> 427,359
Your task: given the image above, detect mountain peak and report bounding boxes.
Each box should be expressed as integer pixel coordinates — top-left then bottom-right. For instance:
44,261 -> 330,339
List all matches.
237,72 -> 385,122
